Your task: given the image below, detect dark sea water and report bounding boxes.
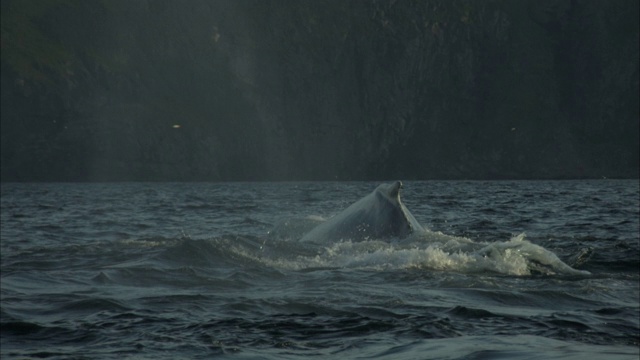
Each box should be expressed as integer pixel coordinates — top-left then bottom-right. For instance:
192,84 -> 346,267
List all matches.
1,180 -> 638,359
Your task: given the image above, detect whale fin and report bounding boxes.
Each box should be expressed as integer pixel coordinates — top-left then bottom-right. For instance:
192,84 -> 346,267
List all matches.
300,181 -> 424,243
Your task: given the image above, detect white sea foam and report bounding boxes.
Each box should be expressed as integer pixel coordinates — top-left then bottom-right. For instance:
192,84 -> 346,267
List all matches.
251,231 -> 589,276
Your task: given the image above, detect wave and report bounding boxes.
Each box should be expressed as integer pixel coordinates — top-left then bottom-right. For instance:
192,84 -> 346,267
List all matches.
144,231 -> 590,277
2,229 -> 592,281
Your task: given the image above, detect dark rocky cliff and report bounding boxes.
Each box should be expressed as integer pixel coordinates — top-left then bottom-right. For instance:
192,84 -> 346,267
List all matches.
1,0 -> 638,181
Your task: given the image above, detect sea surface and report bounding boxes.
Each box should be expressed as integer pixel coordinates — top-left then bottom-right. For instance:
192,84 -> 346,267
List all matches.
1,180 -> 638,359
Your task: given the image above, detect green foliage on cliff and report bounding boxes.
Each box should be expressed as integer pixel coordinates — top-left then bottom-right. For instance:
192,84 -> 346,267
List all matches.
0,0 -> 84,81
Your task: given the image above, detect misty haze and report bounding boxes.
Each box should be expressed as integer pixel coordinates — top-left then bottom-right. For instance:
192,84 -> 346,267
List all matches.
1,0 -> 638,181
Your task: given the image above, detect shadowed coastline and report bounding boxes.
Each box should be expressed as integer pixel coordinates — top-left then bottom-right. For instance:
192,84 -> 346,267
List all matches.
1,0 -> 638,181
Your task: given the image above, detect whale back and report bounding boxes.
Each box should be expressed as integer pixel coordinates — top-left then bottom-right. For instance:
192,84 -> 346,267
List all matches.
300,181 -> 424,243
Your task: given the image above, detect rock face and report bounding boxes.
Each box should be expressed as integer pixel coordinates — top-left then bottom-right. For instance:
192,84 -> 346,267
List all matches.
1,0 -> 638,181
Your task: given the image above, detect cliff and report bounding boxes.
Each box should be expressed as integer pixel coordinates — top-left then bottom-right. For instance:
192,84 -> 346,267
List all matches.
1,0 -> 638,181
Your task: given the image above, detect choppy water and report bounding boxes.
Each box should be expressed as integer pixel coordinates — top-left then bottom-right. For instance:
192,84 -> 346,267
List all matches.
1,180 -> 638,359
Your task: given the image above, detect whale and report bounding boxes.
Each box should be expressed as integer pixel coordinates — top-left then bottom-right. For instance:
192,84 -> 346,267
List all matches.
300,181 -> 425,243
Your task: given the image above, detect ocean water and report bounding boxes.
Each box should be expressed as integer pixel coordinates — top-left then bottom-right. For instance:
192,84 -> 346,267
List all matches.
1,180 -> 638,359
